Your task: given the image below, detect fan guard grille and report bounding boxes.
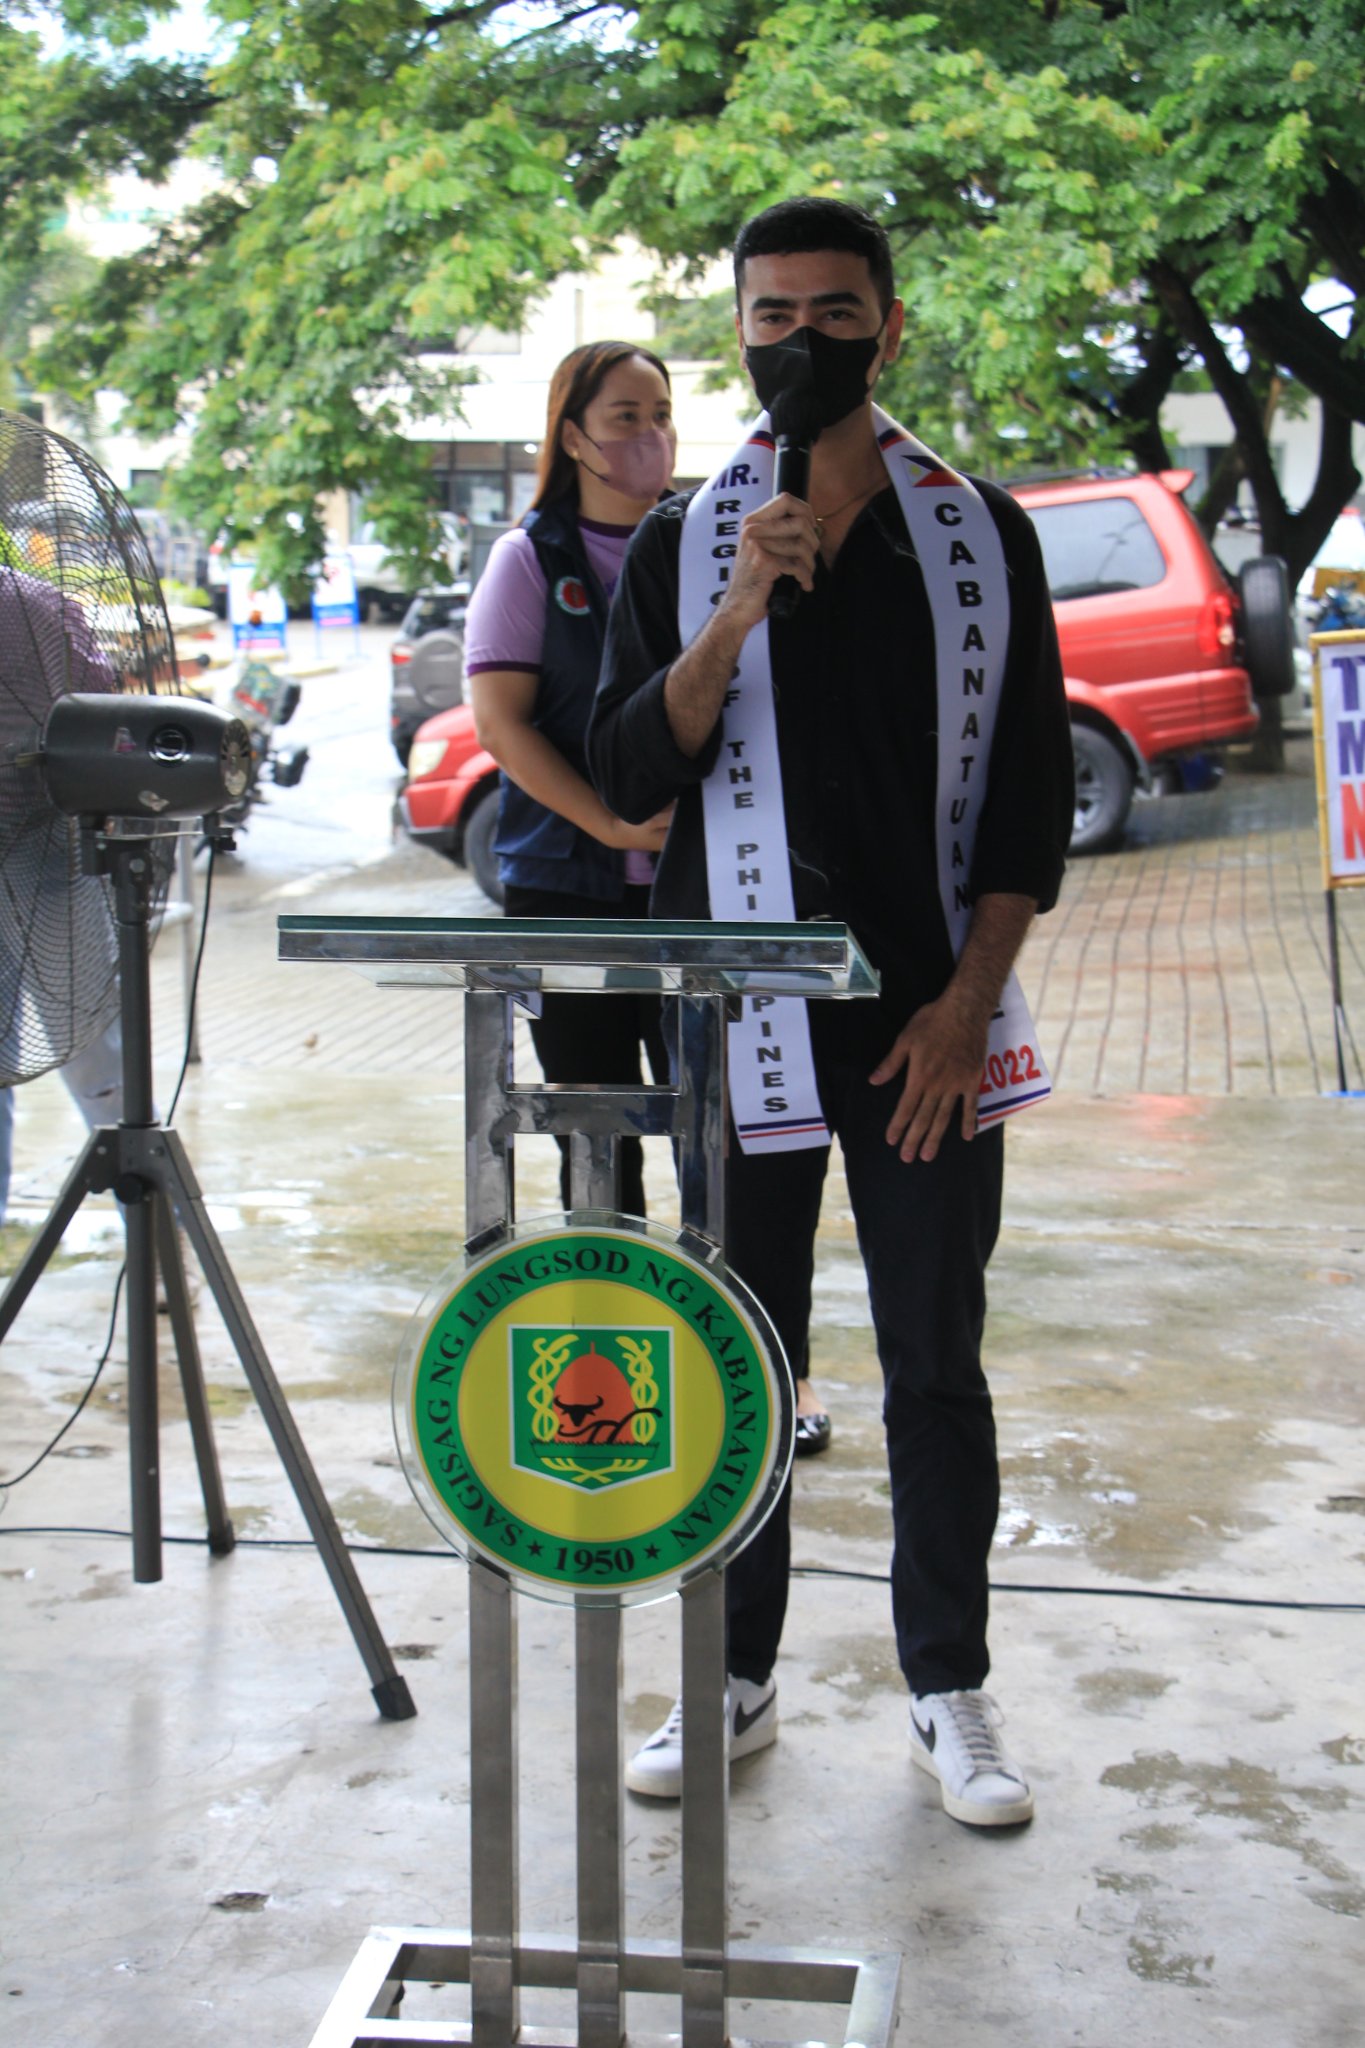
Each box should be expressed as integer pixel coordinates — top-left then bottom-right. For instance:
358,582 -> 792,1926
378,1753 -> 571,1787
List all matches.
0,410 -> 184,1086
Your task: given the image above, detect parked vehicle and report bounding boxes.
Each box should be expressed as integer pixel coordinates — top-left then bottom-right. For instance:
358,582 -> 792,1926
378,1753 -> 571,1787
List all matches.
398,700 -> 502,904
208,511 -> 465,621
389,585 -> 470,766
1299,507 -> 1365,596
399,470 -> 1298,891
348,513 -> 465,622
1011,470 -> 1295,852
200,656 -> 309,847
1306,579 -> 1365,637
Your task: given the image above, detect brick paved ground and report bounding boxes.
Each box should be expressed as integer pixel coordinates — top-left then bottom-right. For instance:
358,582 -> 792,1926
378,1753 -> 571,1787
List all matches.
1021,732 -> 1364,1096
158,730 -> 1364,1096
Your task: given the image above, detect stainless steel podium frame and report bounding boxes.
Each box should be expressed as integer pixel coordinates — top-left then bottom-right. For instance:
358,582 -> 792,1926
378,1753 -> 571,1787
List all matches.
279,916 -> 900,2048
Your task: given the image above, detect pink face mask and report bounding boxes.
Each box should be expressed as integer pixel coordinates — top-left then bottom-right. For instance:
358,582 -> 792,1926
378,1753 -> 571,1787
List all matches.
578,425 -> 676,502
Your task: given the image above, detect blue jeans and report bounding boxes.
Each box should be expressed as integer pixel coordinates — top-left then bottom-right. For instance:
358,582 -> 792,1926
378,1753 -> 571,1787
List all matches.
722,1005 -> 1005,1699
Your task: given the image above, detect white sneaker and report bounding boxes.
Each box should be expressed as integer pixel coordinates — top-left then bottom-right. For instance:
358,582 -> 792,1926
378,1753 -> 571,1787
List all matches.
624,1676 -> 778,1799
909,1690 -> 1034,1827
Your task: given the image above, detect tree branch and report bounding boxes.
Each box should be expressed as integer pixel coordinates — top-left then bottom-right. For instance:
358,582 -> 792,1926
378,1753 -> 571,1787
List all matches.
408,0 -> 606,53
1289,403 -> 1362,571
1148,256 -> 1288,532
1302,161 -> 1365,302
503,3 -> 618,48
1197,440 -> 1248,535
1237,276 -> 1365,424
1110,324 -> 1182,470
414,0 -> 529,37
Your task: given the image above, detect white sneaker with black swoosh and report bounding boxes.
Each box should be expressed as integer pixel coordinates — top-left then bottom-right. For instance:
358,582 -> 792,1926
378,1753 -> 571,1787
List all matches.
909,1690 -> 1034,1827
625,1677 -> 778,1799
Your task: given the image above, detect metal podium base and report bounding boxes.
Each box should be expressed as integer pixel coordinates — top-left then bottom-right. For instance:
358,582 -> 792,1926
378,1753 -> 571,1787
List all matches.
307,1928 -> 902,2048
284,919 -> 899,2048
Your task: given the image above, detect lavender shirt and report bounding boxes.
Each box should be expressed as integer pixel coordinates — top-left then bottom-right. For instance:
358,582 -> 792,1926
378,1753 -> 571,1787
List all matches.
465,516 -> 654,886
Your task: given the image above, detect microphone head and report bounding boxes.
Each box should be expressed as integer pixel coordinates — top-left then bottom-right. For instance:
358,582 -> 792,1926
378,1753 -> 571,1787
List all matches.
770,386 -> 820,448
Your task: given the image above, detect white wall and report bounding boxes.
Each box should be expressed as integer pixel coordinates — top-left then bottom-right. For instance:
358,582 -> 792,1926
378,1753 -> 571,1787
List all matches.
1161,390 -> 1365,514
68,233 -> 753,519
408,244 -> 751,485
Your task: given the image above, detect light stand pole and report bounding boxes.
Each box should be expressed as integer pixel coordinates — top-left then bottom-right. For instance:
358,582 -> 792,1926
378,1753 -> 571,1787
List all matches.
0,828 -> 415,1720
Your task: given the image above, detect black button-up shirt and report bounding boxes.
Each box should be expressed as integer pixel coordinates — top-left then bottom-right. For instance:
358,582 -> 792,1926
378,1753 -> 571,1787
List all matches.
587,479 -> 1073,1055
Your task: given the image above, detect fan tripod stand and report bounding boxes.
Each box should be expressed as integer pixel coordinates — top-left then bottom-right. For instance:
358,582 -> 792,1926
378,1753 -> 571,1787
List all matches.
0,828 -> 415,1722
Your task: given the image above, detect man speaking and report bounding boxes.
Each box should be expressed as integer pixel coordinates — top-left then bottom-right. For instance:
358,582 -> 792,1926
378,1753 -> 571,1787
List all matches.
587,197 -> 1073,1827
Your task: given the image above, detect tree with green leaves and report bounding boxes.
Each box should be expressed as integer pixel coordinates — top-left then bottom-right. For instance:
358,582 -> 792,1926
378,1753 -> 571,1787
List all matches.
612,0 -> 1363,588
0,233 -> 98,422
4,0 -> 1361,602
6,0 -> 619,588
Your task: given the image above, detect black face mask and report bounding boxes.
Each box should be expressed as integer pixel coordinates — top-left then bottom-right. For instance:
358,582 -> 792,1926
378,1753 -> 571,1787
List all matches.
744,322 -> 884,442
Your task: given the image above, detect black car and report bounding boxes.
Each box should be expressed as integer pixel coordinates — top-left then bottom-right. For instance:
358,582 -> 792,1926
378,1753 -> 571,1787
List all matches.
389,585 -> 469,766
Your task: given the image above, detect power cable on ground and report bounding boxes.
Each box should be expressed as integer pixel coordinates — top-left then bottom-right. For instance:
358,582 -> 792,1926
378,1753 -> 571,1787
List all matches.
0,1524 -> 1358,1616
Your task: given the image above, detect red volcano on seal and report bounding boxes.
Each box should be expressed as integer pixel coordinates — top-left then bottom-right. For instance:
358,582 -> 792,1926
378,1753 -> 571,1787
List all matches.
552,1346 -> 638,1444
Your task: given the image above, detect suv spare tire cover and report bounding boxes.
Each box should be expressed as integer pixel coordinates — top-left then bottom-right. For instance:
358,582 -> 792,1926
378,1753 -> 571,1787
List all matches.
1238,556 -> 1296,699
407,628 -> 465,715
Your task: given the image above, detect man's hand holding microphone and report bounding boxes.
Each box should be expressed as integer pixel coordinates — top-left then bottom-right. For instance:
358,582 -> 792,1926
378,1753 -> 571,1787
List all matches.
661,376 -> 822,755
716,386 -> 821,633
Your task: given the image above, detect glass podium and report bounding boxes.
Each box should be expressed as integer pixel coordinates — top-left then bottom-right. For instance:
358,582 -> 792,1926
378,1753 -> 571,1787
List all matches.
280,916 -> 899,2048
279,914 -> 879,1245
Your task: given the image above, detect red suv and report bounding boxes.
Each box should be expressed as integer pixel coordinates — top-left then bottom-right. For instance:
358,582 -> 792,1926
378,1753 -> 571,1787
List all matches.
400,469 -> 1296,893
1012,470 -> 1293,849
400,705 -> 503,902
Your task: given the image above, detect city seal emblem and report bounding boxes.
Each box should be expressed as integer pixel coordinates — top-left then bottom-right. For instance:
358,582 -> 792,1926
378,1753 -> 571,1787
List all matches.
395,1221 -> 792,1603
512,1326 -> 672,1490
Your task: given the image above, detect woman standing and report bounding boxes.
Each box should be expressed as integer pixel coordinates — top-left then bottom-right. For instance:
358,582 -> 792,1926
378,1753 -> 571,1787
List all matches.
466,341 -> 675,1220
467,339 -> 834,1454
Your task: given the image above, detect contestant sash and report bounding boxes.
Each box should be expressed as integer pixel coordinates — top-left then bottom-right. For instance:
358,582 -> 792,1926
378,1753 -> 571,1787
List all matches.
679,408 -> 1050,1153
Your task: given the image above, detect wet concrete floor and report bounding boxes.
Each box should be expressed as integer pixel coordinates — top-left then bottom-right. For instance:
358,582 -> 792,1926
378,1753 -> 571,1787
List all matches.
2,724 -> 1363,2045
2,1065 -> 1361,2048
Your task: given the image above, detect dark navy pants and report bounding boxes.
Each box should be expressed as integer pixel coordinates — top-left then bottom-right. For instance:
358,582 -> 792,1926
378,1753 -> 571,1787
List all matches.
723,1008 -> 1004,1699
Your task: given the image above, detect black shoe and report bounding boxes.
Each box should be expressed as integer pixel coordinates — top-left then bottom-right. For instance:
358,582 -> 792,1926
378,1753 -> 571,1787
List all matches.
793,1409 -> 832,1457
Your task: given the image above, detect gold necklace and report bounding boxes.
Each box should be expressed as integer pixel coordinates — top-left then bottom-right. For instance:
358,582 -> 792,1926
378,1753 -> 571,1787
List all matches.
811,478 -> 883,539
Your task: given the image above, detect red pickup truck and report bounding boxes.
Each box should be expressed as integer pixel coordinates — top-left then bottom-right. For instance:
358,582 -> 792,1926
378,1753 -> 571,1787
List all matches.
399,468 -> 1296,896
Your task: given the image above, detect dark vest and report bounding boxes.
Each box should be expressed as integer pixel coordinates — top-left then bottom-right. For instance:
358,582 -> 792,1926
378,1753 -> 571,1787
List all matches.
492,497 -> 625,901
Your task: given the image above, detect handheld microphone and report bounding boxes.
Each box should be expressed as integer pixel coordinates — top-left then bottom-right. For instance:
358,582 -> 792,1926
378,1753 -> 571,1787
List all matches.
767,391 -> 818,621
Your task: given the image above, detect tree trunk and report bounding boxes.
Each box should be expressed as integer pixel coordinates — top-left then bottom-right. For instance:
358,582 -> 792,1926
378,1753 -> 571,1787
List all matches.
1197,441 -> 1248,536
1113,325 -> 1181,473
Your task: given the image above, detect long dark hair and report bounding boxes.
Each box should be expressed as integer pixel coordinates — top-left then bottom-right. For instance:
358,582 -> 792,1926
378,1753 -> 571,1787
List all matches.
531,340 -> 671,512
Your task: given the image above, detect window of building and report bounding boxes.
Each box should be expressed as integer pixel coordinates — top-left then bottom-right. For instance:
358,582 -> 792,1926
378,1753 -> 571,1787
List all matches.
418,329 -> 523,356
422,439 -> 541,529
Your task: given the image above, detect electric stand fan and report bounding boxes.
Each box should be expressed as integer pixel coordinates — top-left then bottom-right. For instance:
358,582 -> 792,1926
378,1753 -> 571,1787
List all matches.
0,411 -> 414,1719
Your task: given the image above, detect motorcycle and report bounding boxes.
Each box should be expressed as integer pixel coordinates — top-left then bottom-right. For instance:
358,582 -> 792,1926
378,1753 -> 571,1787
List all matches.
1306,578 -> 1365,635
198,655 -> 309,849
